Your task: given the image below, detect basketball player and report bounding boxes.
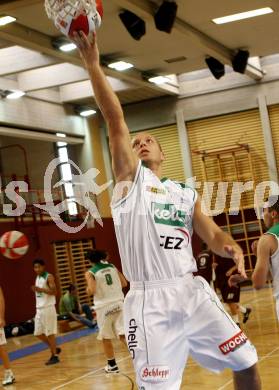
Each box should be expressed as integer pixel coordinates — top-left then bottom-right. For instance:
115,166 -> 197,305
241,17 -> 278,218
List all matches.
73,31 -> 261,389
231,195 -> 279,321
196,243 -> 213,284
85,250 -> 127,373
0,287 -> 15,386
214,256 -> 251,327
32,259 -> 61,365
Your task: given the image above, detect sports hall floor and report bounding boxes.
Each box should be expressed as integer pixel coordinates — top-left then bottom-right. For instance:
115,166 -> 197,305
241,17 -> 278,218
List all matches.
4,287 -> 278,390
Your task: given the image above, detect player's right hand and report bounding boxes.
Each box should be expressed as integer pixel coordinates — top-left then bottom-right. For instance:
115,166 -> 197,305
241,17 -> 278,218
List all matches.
72,30 -> 100,69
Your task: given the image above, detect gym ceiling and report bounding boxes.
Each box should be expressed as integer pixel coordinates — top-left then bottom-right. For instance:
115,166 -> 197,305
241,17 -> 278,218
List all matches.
0,0 -> 278,108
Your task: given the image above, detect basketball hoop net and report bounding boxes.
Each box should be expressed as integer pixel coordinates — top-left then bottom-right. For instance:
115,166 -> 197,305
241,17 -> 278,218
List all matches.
45,0 -> 97,21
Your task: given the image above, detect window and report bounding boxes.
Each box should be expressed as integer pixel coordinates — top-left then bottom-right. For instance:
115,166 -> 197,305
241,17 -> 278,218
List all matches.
56,140 -> 77,216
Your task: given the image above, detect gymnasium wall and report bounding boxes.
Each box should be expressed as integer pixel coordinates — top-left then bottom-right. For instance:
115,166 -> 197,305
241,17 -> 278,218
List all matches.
0,219 -> 121,324
0,136 -> 59,189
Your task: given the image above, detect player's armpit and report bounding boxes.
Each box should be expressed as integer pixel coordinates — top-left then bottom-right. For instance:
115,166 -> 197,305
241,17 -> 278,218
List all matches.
252,235 -> 274,289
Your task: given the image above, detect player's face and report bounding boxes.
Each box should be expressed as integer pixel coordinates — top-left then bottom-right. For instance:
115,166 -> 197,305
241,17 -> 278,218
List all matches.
263,207 -> 273,228
131,133 -> 164,166
33,264 -> 45,276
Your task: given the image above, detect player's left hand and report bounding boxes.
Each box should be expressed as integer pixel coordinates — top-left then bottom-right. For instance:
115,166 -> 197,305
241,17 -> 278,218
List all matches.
224,244 -> 247,279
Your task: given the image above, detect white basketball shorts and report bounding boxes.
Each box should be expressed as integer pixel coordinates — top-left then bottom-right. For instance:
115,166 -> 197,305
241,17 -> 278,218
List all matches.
34,305 -> 57,336
124,274 -> 258,390
96,301 -> 124,341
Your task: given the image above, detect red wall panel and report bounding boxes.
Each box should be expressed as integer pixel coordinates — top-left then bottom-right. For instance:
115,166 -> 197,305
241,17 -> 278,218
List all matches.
0,219 -> 120,324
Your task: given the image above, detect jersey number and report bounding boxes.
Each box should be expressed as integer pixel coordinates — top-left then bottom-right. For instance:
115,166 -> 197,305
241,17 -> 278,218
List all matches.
105,274 -> 113,286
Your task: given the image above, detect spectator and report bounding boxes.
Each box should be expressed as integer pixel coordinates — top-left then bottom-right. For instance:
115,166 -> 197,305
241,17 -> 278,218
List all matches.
59,284 -> 97,328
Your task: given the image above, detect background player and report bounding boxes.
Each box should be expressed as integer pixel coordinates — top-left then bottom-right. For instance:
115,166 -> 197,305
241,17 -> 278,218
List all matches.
231,195 -> 279,320
32,259 -> 61,365
0,287 -> 15,386
85,250 -> 127,373
214,256 -> 251,327
196,243 -> 213,285
73,31 -> 261,389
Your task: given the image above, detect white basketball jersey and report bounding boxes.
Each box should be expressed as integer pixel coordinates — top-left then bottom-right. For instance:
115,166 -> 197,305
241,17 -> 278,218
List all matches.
35,272 -> 56,309
111,161 -> 198,282
266,223 -> 279,297
89,262 -> 124,309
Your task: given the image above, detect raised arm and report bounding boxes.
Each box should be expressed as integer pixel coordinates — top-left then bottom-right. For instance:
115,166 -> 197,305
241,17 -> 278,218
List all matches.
193,197 -> 246,279
74,32 -> 138,183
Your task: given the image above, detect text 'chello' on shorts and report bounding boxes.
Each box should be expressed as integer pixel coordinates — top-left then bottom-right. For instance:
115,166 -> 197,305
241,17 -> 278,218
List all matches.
34,305 -> 57,337
96,301 -> 124,341
124,274 -> 258,390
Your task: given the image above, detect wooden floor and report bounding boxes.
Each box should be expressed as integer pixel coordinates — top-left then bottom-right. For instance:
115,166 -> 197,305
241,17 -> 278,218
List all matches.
4,286 -> 279,389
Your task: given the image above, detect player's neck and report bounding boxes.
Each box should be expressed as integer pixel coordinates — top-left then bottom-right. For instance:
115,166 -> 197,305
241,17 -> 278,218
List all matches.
143,161 -> 163,178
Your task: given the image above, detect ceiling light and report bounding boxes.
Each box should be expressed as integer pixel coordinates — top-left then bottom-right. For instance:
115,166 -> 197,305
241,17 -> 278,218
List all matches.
205,57 -> 225,80
80,109 -> 97,117
59,42 -> 77,52
154,1 -> 178,33
108,61 -> 134,71
0,16 -> 16,26
148,76 -> 170,85
212,7 -> 273,25
52,37 -> 77,52
57,141 -> 67,147
56,133 -> 66,138
119,10 -> 146,41
6,90 -> 25,99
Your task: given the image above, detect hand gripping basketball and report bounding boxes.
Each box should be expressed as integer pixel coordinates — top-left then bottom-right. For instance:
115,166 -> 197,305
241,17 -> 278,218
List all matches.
45,0 -> 103,40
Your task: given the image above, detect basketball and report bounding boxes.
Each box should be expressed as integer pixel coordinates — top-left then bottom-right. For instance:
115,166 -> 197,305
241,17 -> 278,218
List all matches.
0,230 -> 29,259
45,0 -> 103,40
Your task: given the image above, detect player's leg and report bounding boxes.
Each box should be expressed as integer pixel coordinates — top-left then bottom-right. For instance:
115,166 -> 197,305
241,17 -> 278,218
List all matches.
44,307 -> 60,365
0,328 -> 15,386
188,276 -> 260,389
233,364 -> 261,390
220,280 -> 241,326
227,302 -> 241,327
102,339 -> 119,373
124,282 -> 189,390
239,305 -> 252,324
96,307 -> 121,372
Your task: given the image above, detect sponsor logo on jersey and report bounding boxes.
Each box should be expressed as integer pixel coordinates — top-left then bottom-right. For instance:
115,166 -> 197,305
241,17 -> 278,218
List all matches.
128,319 -> 138,359
219,331 -> 248,355
160,235 -> 184,249
140,365 -> 170,382
146,186 -> 166,195
152,202 -> 191,227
